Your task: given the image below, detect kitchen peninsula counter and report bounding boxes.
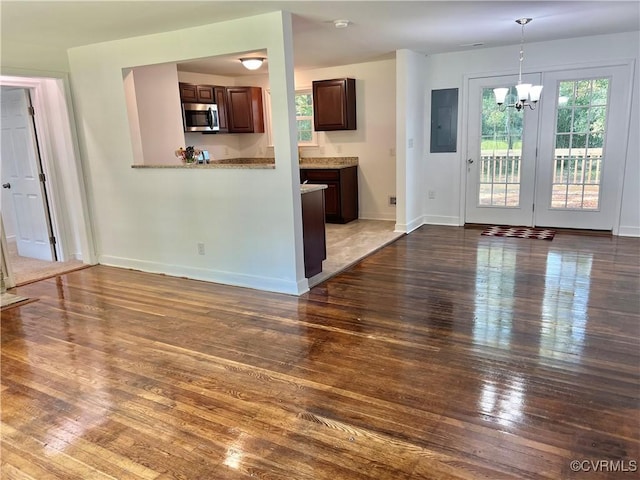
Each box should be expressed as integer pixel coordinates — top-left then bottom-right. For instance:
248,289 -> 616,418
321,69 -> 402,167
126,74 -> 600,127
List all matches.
131,158 -> 275,169
299,157 -> 358,169
300,184 -> 327,278
132,156 -> 358,170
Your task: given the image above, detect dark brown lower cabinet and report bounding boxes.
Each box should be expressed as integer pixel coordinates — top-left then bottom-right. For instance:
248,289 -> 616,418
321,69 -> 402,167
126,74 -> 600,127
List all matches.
300,166 -> 358,223
301,188 -> 326,278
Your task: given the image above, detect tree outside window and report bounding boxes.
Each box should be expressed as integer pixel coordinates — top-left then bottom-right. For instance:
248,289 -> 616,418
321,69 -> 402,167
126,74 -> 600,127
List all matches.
296,91 -> 316,145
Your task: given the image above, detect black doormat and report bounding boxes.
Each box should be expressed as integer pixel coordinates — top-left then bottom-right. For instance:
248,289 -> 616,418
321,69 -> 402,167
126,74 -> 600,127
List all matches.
481,226 -> 556,240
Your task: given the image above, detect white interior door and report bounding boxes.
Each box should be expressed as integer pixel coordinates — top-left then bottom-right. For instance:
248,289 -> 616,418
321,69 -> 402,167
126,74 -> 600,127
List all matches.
465,74 -> 540,226
534,65 -> 631,230
1,88 -> 55,261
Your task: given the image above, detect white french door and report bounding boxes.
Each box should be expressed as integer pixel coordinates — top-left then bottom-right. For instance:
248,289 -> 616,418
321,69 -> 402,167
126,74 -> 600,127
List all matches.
465,65 -> 631,231
534,65 -> 630,230
465,74 -> 540,226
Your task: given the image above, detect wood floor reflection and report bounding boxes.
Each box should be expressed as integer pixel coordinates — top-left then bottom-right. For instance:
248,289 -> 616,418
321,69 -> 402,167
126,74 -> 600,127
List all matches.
2,225 -> 639,479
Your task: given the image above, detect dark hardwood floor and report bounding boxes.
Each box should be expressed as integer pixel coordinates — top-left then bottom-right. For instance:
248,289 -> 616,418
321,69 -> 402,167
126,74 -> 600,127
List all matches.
1,225 -> 639,479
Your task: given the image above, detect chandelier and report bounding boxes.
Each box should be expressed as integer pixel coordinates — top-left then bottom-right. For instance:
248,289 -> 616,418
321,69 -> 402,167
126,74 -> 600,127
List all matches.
494,18 -> 543,111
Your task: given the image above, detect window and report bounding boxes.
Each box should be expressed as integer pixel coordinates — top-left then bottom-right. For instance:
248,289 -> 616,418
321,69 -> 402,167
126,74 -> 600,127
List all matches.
265,89 -> 317,147
295,90 -> 316,145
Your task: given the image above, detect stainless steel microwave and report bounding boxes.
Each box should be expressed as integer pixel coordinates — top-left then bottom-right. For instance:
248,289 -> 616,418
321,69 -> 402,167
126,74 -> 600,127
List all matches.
182,103 -> 219,132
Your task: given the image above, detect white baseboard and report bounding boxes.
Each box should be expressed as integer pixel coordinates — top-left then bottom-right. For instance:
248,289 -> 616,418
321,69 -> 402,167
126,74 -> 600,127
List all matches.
359,211 -> 396,221
99,255 -> 308,295
395,215 -> 423,233
422,215 -> 461,226
617,225 -> 640,237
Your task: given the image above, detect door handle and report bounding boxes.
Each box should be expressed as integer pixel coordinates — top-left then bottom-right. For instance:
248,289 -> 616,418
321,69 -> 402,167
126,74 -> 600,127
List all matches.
2,183 -> 10,189
467,158 -> 474,164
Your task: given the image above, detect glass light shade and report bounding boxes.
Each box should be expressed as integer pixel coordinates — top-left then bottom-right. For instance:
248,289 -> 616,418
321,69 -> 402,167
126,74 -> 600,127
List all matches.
240,58 -> 264,70
516,83 -> 532,101
493,87 -> 509,105
529,85 -> 543,103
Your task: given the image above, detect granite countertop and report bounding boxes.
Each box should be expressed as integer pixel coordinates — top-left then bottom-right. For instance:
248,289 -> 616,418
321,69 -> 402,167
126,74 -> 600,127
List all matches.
300,183 -> 328,194
299,157 -> 358,169
132,156 -> 358,170
132,158 -> 275,170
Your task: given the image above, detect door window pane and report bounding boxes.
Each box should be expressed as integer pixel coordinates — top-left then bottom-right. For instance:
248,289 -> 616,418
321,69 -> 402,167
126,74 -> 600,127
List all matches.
551,78 -> 609,210
479,87 -> 523,207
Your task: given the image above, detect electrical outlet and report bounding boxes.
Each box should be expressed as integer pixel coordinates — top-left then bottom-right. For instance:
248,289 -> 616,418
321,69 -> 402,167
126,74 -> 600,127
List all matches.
197,242 -> 205,255
428,190 -> 436,199
336,145 -> 342,154
389,148 -> 395,157
408,138 -> 414,148
389,196 -> 397,206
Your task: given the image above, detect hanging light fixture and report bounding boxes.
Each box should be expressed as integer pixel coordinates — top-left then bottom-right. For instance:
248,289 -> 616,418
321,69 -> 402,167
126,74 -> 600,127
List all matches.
239,57 -> 265,70
494,18 -> 543,111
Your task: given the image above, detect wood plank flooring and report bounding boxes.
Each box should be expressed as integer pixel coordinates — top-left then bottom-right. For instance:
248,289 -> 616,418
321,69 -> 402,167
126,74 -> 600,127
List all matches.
2,225 -> 639,479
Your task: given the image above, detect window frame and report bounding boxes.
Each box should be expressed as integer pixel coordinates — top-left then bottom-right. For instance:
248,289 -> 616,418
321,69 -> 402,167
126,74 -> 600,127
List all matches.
265,87 -> 318,147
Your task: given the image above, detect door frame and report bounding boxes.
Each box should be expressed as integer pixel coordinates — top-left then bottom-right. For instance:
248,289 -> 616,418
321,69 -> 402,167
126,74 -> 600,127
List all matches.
460,58 -> 636,234
533,64 -> 634,230
1,86 -> 57,261
0,71 -> 97,269
464,73 -> 541,227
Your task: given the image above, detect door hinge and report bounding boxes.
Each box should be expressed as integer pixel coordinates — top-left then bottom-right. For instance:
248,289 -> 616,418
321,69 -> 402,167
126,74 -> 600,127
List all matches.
39,173 -> 46,182
532,203 -> 535,212
28,106 -> 35,116
49,236 -> 56,245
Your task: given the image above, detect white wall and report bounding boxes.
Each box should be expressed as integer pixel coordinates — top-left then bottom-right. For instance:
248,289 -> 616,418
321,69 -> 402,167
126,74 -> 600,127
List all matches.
396,50 -> 427,232
67,12 -> 307,294
126,63 -> 185,165
423,31 -> 640,235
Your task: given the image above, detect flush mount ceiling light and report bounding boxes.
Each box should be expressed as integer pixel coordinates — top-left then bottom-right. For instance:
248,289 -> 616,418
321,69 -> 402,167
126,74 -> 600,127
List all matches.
493,18 -> 543,111
333,19 -> 350,28
239,58 -> 265,70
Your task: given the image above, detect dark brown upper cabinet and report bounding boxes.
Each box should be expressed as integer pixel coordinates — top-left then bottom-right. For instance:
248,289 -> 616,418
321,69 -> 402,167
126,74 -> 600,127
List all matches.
179,83 -> 214,104
226,87 -> 265,134
214,86 -> 229,133
312,78 -> 357,131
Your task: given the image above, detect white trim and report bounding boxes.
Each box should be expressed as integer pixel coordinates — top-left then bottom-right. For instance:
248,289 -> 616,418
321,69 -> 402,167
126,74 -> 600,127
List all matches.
359,211 -> 396,221
99,255 -> 308,295
423,215 -> 460,226
613,59 -> 636,236
395,215 -> 423,233
617,226 -> 640,237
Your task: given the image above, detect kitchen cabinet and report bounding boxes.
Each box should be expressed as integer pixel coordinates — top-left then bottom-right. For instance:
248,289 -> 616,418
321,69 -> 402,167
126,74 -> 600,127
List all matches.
226,87 -> 265,133
178,83 -> 264,134
179,83 -> 214,103
300,166 -> 358,223
301,186 -> 327,278
214,86 -> 229,133
312,78 -> 357,131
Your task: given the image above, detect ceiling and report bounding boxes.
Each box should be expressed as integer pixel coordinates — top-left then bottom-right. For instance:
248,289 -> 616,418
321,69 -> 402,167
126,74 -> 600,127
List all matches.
2,1 -> 639,76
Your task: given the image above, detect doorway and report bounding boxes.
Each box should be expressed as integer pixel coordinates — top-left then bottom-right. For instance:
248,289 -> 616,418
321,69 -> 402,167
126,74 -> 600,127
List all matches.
465,65 -> 632,231
1,87 -> 56,261
0,75 -> 95,286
